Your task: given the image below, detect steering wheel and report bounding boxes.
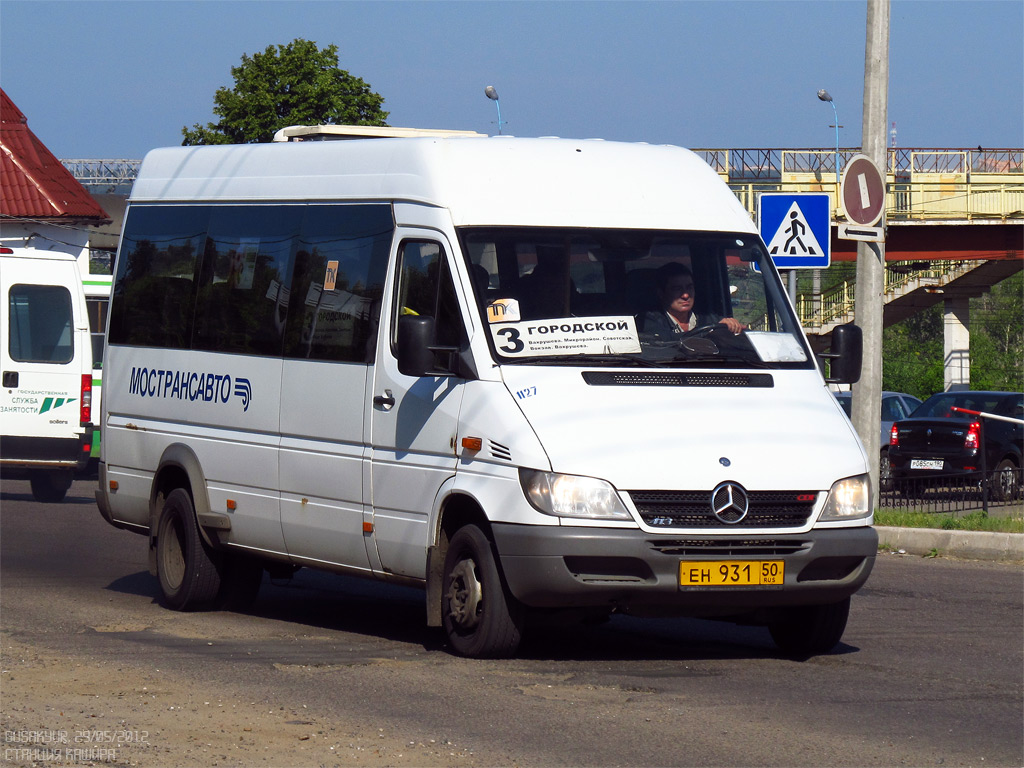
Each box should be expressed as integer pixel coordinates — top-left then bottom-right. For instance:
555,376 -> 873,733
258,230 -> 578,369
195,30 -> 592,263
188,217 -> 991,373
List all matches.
680,323 -> 725,339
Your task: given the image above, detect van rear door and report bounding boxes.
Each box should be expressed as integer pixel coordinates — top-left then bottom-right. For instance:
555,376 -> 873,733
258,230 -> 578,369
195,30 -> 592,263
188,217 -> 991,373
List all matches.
1,253 -> 89,450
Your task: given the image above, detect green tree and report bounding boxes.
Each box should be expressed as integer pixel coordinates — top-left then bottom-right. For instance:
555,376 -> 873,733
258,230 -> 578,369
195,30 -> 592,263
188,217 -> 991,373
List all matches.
182,39 -> 388,145
882,304 -> 945,400
969,271 -> 1024,392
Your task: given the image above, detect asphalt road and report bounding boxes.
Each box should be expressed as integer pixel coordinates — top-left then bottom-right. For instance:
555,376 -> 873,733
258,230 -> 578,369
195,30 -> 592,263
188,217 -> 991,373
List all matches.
2,477 -> 1022,767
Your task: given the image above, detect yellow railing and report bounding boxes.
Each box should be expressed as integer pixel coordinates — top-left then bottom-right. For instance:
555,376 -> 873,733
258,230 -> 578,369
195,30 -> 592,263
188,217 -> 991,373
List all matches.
694,147 -> 1024,222
793,260 -> 975,330
727,180 -> 1024,223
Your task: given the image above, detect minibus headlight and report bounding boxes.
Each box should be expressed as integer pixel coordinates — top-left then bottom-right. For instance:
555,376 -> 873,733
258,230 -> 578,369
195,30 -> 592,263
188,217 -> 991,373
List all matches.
819,474 -> 872,521
519,469 -> 632,520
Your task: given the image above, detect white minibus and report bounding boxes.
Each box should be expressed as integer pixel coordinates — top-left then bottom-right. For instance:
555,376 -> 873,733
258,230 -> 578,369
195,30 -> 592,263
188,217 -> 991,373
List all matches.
2,246 -> 94,501
96,136 -> 875,658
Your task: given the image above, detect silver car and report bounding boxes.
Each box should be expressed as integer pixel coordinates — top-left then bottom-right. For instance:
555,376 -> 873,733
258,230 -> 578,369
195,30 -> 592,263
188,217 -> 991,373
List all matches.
834,391 -> 924,492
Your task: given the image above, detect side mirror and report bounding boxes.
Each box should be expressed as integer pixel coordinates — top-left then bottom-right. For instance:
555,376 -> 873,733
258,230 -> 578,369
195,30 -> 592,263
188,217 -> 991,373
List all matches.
823,323 -> 863,384
397,315 -> 436,377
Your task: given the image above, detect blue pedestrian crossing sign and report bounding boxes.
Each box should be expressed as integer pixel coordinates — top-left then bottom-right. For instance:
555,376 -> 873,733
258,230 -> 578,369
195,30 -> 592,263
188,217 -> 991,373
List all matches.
758,193 -> 831,269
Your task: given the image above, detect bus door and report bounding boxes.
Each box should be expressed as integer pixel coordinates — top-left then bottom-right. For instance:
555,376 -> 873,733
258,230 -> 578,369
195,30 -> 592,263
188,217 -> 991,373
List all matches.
368,235 -> 466,579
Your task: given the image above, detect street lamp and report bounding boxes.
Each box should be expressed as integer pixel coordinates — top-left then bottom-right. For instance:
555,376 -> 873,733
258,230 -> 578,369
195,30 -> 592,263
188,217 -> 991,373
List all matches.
485,85 -> 505,135
817,89 -> 841,186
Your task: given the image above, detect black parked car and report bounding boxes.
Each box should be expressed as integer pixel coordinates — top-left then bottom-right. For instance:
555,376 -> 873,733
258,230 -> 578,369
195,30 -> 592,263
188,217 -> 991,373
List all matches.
888,390 -> 1024,500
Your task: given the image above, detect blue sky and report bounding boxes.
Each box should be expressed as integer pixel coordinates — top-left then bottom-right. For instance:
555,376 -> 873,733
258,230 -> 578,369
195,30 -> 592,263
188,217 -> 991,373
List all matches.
2,1 -> 1021,159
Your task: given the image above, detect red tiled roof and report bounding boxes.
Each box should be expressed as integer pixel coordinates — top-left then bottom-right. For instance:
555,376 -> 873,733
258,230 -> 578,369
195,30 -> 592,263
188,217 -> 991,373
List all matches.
1,89 -> 109,221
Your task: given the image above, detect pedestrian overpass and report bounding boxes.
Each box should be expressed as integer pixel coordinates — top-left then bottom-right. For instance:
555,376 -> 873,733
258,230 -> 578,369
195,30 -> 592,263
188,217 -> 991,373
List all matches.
692,147 -> 1023,390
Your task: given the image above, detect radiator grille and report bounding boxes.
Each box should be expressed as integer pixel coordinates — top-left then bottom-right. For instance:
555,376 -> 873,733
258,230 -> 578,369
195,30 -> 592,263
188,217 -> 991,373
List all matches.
628,490 -> 817,528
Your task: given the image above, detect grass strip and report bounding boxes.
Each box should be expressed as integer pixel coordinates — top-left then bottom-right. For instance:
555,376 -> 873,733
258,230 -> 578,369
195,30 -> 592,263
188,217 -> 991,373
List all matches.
875,507 -> 1024,533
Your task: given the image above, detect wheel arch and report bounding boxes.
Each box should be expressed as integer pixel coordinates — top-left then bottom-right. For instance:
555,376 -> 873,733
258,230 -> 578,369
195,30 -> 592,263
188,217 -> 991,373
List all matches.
996,452 -> 1020,467
425,485 -> 491,627
148,443 -> 214,550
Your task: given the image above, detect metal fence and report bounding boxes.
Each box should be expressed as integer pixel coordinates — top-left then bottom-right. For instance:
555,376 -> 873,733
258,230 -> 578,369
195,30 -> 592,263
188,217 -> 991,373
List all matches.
879,467 -> 1023,515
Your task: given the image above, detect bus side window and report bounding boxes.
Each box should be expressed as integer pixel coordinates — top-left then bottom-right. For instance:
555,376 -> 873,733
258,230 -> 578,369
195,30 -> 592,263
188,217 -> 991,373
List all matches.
193,206 -> 302,356
108,205 -> 207,349
282,205 -> 392,363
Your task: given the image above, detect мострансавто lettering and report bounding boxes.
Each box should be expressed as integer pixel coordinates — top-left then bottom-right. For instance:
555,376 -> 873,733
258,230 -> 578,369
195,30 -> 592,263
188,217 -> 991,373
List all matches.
128,367 -> 252,411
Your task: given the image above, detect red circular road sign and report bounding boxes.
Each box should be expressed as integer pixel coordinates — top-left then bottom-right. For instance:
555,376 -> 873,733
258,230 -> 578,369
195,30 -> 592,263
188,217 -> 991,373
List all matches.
840,154 -> 886,227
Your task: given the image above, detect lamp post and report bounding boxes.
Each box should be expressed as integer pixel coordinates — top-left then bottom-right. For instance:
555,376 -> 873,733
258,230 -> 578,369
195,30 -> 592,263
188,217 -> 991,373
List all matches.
815,89 -> 840,342
484,85 -> 505,135
817,89 -> 841,186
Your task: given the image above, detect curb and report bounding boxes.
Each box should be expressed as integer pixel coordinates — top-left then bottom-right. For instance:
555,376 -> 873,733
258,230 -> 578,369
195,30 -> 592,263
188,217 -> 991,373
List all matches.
875,526 -> 1024,562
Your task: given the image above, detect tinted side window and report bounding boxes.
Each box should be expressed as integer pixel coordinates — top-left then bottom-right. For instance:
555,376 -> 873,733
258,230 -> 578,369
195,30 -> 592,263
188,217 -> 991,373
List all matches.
8,285 -> 73,363
193,206 -> 302,356
109,205 -> 207,348
880,396 -> 902,421
282,206 -> 392,362
109,203 -> 393,361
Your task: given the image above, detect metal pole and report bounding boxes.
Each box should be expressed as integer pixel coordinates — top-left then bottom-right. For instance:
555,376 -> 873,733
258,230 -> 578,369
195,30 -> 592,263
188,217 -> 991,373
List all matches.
830,100 -> 840,186
851,0 -> 889,509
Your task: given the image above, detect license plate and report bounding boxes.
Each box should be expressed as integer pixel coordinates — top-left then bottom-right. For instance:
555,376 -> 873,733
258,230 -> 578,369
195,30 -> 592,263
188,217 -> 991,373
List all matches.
910,459 -> 944,470
679,560 -> 784,587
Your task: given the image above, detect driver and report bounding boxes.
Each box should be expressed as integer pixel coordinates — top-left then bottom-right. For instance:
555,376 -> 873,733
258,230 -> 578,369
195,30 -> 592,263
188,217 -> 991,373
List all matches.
640,262 -> 745,336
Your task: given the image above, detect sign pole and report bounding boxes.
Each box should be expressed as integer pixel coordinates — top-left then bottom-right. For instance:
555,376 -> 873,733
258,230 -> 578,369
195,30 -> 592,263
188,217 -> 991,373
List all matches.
852,0 -> 889,509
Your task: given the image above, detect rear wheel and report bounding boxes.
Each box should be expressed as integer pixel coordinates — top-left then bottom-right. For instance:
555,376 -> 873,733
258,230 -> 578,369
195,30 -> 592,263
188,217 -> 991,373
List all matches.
990,459 -> 1021,502
442,525 -> 523,658
768,597 -> 850,658
156,488 -> 222,610
29,469 -> 73,503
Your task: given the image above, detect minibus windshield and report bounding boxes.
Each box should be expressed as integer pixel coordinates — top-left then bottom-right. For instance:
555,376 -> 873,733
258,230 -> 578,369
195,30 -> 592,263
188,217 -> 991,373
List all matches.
459,227 -> 812,369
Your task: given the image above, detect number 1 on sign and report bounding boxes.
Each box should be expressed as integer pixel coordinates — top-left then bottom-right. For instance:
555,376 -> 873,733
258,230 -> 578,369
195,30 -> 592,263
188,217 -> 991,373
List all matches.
858,173 -> 871,208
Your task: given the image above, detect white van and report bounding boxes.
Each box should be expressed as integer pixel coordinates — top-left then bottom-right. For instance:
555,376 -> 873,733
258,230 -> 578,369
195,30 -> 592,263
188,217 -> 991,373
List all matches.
2,246 -> 94,501
96,136 -> 875,658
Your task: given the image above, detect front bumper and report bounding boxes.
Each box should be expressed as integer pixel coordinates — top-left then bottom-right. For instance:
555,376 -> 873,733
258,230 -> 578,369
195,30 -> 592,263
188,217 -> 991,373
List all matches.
492,523 -> 877,616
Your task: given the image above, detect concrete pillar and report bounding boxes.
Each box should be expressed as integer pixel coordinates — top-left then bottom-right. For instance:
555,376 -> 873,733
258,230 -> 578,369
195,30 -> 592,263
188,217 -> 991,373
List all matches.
943,296 -> 970,391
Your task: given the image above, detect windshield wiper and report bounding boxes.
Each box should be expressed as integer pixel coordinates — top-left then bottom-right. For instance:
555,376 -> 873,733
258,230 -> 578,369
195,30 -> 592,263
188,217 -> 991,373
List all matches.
669,354 -> 774,369
507,353 -> 668,368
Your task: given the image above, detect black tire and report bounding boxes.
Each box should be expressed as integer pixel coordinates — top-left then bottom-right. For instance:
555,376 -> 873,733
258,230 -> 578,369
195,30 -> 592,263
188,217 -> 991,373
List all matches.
878,450 -> 894,493
216,554 -> 263,611
442,525 -> 523,658
990,459 -> 1021,502
29,469 -> 73,503
768,597 -> 850,658
156,488 -> 222,610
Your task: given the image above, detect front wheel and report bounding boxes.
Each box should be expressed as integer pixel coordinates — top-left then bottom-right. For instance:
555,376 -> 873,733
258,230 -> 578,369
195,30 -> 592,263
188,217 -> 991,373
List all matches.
768,597 -> 850,658
156,488 -> 222,610
442,525 -> 523,658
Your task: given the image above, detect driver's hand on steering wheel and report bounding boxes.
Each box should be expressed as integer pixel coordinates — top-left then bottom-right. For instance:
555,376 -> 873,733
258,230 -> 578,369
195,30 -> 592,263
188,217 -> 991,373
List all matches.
720,317 -> 747,334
